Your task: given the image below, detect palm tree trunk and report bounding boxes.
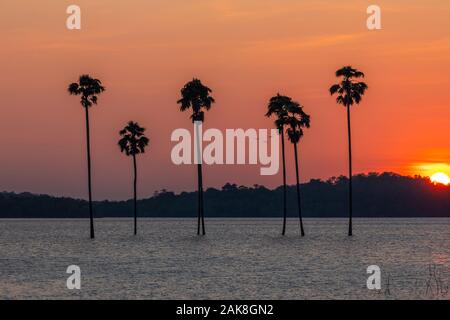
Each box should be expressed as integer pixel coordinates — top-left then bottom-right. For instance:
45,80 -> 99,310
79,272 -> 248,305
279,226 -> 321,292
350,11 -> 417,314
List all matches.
346,106 -> 353,236
280,126 -> 287,236
133,154 -> 137,235
197,163 -> 205,235
294,142 -> 305,237
84,107 -> 95,239
197,164 -> 201,235
194,119 -> 205,236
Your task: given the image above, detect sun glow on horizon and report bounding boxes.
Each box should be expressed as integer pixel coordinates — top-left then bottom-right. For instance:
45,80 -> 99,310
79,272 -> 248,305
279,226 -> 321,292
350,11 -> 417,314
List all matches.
412,163 -> 450,183
430,172 -> 450,186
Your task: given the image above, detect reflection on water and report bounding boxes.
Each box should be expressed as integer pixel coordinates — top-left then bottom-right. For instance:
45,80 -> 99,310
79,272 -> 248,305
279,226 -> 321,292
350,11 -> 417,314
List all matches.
432,253 -> 450,266
0,218 -> 449,299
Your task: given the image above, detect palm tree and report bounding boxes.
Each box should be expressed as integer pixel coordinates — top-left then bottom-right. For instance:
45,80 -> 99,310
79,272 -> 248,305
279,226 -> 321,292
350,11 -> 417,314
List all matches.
329,66 -> 368,236
285,101 -> 311,237
177,78 -> 215,235
118,121 -> 149,235
266,94 -> 292,236
68,75 -> 105,239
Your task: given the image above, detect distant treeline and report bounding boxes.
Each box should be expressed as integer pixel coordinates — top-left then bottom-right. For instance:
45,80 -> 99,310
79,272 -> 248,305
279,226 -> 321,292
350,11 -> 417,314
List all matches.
1,172 -> 449,218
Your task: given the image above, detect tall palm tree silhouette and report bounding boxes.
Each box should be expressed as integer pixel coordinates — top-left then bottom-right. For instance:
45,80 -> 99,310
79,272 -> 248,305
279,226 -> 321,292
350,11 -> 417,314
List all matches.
266,94 -> 292,235
330,66 -> 368,236
118,121 -> 149,235
285,101 -> 311,237
68,75 -> 105,239
177,78 -> 215,235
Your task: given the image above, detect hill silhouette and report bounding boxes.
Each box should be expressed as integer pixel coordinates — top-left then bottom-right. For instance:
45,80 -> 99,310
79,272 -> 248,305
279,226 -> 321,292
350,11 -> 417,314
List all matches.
0,172 -> 449,218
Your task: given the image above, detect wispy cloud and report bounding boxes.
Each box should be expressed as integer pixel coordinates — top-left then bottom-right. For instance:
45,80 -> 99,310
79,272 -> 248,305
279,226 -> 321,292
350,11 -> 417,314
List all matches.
242,32 -> 366,53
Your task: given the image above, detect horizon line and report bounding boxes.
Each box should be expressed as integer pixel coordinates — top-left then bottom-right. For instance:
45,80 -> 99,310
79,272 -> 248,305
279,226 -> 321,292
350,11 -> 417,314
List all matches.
1,171 -> 443,202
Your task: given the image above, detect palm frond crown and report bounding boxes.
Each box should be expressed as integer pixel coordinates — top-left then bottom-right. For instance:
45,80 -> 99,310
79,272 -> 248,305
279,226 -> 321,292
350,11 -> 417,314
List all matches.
329,66 -> 368,107
118,121 -> 149,156
266,94 -> 294,131
68,74 -> 105,108
285,101 -> 311,144
177,78 -> 215,122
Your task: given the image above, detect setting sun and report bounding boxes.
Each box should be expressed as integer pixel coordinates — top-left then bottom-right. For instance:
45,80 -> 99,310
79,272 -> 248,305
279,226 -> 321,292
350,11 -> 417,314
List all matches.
430,172 -> 450,186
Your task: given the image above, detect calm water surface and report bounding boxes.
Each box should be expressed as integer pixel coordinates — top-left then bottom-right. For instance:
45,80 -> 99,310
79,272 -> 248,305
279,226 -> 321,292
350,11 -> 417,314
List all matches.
0,218 -> 449,299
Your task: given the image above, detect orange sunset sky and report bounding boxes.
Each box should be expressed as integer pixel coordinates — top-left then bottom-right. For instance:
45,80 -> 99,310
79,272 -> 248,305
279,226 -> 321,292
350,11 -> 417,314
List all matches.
0,0 -> 449,200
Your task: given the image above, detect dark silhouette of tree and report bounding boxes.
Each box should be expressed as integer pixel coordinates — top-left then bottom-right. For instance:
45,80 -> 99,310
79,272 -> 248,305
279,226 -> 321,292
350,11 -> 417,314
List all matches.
177,78 -> 215,235
266,94 -> 293,235
286,101 -> 311,236
330,66 -> 368,236
118,121 -> 149,235
2,173 -> 449,219
68,75 -> 105,239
